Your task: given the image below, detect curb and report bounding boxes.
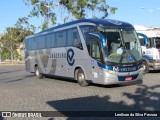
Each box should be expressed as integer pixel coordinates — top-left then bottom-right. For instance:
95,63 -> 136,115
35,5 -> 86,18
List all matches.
0,63 -> 25,66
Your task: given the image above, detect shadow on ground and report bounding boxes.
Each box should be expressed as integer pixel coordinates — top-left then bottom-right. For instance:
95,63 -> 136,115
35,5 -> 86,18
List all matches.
45,75 -> 143,88
0,74 -> 35,83
0,70 -> 22,74
148,70 -> 160,73
46,84 -> 160,119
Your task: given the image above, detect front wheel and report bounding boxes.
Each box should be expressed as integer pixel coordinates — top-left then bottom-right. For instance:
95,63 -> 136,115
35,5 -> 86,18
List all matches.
143,60 -> 149,73
35,66 -> 43,79
77,68 -> 89,87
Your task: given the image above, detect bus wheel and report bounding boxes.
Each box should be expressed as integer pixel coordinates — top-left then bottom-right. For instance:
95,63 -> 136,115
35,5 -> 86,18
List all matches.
143,60 -> 149,73
35,66 -> 43,79
77,68 -> 89,87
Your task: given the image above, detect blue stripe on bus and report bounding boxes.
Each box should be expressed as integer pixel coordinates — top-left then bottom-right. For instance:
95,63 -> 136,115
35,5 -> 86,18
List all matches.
89,32 -> 107,48
143,54 -> 153,60
97,62 -> 143,72
137,33 -> 149,47
97,62 -> 113,70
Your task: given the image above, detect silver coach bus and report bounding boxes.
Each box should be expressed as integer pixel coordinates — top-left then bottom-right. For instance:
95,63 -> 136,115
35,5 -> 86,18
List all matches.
25,19 -> 144,86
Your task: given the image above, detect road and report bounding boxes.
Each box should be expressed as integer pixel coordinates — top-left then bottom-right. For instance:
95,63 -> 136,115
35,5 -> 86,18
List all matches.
0,65 -> 160,120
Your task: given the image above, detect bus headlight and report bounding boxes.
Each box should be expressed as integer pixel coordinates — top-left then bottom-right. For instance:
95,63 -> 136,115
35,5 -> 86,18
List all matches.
106,70 -> 116,74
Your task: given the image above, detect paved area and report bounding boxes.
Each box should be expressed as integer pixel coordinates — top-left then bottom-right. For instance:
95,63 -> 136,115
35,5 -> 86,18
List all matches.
0,65 -> 160,120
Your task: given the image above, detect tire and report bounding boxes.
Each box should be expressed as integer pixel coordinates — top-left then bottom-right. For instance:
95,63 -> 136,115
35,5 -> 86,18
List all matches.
143,60 -> 149,73
77,68 -> 89,87
35,66 -> 43,79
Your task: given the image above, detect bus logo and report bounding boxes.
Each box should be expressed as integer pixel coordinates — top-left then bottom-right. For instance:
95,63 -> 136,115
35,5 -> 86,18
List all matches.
129,55 -> 133,61
67,48 -> 75,66
113,66 -> 119,72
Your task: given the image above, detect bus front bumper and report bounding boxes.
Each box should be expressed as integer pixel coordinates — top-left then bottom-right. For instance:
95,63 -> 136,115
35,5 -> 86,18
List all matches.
104,68 -> 144,85
149,60 -> 160,70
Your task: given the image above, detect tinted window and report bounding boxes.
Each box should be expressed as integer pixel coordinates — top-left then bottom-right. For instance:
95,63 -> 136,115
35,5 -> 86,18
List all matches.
155,38 -> 160,49
139,38 -> 145,46
83,33 -> 102,61
25,39 -> 29,50
67,28 -> 82,49
31,37 -> 37,50
56,30 -> 66,47
46,34 -> 52,48
28,38 -> 32,50
67,29 -> 75,46
80,25 -> 98,42
38,36 -> 45,49
51,33 -> 56,47
46,33 -> 55,48
91,39 -> 101,61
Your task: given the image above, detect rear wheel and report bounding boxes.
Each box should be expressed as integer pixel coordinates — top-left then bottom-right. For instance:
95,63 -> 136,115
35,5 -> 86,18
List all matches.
35,66 -> 43,79
77,68 -> 89,87
143,60 -> 149,73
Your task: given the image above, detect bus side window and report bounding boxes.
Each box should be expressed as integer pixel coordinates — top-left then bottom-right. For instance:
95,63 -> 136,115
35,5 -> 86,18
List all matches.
67,28 -> 83,50
46,33 -> 55,48
25,39 -> 29,50
32,37 -> 37,50
139,38 -> 145,46
85,35 -> 101,61
37,36 -> 45,49
56,30 -> 67,47
72,31 -> 83,49
91,39 -> 101,61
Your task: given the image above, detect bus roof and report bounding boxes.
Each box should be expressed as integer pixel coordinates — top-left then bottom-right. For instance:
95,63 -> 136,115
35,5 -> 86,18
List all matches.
26,19 -> 133,39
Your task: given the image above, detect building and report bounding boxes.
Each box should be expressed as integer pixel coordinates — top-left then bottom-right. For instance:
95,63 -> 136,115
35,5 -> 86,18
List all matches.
134,25 -> 160,37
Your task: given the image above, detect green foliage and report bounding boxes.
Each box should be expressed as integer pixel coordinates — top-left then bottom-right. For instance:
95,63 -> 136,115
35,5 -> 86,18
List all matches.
16,17 -> 36,33
31,0 -> 39,5
0,25 -> 33,61
23,0 -> 117,30
25,0 -> 56,30
60,0 -> 117,19
60,0 -> 87,19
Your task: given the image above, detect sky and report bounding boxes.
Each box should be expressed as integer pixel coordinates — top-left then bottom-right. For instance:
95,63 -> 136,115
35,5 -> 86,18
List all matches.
0,0 -> 160,34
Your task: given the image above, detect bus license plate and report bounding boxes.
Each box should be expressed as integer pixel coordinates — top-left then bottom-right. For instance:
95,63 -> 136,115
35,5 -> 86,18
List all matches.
125,77 -> 132,81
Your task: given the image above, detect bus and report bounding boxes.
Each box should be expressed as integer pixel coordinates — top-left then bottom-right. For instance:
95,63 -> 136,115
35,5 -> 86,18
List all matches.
25,19 -> 144,87
137,32 -> 160,73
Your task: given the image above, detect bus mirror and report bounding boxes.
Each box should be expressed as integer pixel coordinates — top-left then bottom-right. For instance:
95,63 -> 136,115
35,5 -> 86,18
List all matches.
88,32 -> 106,48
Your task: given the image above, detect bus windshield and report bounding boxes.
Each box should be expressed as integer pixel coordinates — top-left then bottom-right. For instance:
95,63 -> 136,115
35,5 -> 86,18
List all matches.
99,28 -> 142,64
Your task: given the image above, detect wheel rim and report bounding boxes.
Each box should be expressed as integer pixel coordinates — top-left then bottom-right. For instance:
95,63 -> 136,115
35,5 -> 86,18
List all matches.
143,62 -> 147,72
78,73 -> 85,82
36,68 -> 39,76
143,64 -> 146,71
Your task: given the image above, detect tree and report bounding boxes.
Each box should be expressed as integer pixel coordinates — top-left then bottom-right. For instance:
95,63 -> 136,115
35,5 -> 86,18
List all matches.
16,17 -> 36,33
23,0 -> 117,30
0,25 -> 33,62
24,0 -> 56,30
60,0 -> 118,20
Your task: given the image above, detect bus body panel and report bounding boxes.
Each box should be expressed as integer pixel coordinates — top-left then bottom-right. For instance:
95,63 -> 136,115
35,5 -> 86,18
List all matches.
25,19 -> 144,85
